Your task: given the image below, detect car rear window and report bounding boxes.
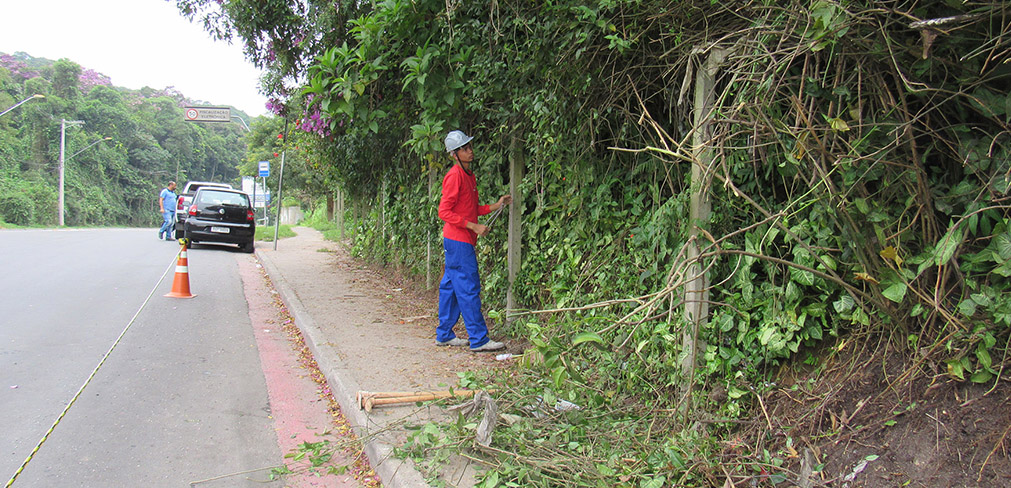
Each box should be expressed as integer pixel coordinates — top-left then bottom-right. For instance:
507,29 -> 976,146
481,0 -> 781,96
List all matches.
198,190 -> 249,207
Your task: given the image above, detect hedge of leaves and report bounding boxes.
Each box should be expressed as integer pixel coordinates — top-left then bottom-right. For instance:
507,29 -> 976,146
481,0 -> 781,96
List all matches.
183,0 -> 1010,484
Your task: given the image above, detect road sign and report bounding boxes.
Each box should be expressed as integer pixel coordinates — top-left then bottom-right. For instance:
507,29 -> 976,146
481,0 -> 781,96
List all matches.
253,192 -> 270,209
183,106 -> 231,122
258,161 -> 270,177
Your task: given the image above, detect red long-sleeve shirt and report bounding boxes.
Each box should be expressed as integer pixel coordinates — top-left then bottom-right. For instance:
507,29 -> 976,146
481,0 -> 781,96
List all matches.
439,164 -> 491,245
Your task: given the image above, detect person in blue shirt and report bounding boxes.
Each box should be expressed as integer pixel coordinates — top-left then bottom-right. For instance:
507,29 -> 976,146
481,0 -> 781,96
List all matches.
158,181 -> 177,240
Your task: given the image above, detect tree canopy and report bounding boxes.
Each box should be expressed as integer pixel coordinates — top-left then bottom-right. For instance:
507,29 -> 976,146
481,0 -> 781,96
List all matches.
0,52 -> 251,226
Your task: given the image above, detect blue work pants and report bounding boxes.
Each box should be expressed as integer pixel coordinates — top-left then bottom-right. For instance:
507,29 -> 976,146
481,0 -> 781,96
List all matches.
159,211 -> 174,238
438,238 -> 489,348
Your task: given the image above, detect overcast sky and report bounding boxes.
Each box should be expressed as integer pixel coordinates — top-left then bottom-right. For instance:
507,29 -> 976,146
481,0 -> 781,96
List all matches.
0,0 -> 268,116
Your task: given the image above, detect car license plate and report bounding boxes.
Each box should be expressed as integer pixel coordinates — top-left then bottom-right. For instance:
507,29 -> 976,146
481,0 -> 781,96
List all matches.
210,226 -> 230,234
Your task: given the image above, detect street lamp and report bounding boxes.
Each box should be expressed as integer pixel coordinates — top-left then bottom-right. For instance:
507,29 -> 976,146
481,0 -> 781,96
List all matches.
58,119 -> 84,226
57,131 -> 112,227
0,93 -> 45,118
231,114 -> 251,132
68,136 -> 113,160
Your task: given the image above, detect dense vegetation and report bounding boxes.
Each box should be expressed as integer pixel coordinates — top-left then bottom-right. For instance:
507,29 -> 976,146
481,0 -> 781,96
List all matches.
0,52 -> 250,227
185,1 -> 1010,486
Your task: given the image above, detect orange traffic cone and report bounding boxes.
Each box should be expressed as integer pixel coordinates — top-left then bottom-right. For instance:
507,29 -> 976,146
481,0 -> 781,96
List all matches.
165,241 -> 196,298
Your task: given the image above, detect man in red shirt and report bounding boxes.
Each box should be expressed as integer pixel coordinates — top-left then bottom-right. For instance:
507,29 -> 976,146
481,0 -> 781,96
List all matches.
436,130 -> 512,351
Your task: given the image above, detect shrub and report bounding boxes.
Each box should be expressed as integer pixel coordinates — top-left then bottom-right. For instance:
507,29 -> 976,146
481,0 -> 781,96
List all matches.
0,193 -> 35,226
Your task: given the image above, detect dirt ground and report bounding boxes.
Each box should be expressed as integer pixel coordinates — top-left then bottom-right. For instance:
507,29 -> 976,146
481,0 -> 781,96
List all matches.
759,338 -> 1011,487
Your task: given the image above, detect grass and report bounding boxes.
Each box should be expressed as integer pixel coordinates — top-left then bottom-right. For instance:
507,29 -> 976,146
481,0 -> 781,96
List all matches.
319,227 -> 346,242
303,213 -> 347,243
256,224 -> 297,241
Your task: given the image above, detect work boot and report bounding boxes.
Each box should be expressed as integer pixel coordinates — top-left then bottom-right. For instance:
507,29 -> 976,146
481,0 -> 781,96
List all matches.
435,337 -> 468,347
470,340 -> 505,352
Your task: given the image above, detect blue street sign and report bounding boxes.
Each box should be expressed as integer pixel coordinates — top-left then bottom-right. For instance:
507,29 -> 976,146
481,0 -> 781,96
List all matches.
258,161 -> 270,177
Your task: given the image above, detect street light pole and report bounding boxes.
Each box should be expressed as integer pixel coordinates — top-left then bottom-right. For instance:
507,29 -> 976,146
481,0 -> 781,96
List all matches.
67,136 -> 113,160
59,119 -> 84,226
0,94 -> 45,118
273,118 -> 289,250
230,115 -> 251,132
230,115 -> 262,221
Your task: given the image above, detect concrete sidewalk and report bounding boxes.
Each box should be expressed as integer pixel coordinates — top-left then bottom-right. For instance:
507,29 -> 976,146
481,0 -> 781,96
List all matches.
255,227 -> 494,487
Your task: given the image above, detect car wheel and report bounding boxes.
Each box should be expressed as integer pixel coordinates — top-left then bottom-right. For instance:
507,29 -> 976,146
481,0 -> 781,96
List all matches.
241,240 -> 255,253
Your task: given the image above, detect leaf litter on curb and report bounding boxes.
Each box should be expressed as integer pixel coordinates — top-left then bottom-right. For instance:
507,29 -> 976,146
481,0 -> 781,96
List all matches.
257,262 -> 381,487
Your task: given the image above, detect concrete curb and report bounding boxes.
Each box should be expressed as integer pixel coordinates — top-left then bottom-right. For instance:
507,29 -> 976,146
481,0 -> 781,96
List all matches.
256,248 -> 429,488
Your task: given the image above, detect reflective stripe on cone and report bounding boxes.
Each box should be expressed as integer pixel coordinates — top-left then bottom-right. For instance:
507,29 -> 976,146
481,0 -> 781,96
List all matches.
165,243 -> 196,299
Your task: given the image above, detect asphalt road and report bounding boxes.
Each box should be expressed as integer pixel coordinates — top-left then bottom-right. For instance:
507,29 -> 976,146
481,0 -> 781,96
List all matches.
1,228 -> 284,487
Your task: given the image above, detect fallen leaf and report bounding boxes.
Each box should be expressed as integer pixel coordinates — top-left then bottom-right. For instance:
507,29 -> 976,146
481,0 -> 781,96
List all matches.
854,272 -> 879,284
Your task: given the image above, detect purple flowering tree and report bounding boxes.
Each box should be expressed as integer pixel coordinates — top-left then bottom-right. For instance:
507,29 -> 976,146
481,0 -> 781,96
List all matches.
78,68 -> 112,95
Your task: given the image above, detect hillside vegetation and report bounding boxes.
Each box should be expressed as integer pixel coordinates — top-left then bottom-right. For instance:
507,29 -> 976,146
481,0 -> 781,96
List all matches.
0,52 -> 249,227
181,1 -> 1011,486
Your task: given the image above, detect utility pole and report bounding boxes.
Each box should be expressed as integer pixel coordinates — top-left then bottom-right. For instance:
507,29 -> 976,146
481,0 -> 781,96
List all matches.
59,119 -> 84,226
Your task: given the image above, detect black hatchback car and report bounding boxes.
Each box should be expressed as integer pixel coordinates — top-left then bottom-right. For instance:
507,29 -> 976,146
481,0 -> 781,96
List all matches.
183,188 -> 256,253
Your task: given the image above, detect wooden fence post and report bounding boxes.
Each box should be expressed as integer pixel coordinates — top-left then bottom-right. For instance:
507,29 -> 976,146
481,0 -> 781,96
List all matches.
380,177 -> 387,244
352,201 -> 359,239
682,47 -> 727,384
427,160 -> 438,289
337,187 -> 345,240
506,131 -> 524,322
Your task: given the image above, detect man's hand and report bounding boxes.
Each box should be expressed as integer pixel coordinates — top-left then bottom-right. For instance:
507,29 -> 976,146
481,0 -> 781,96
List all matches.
497,194 -> 513,208
467,221 -> 490,236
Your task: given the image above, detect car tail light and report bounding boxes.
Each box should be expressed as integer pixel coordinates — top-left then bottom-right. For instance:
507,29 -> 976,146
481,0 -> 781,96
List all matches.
189,204 -> 198,216
247,209 -> 255,222
177,200 -> 184,211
